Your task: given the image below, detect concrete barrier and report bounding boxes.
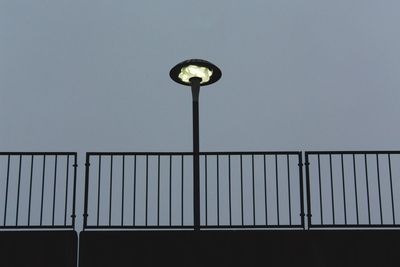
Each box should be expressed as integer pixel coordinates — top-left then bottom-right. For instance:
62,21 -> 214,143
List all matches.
79,230 -> 400,267
0,231 -> 77,267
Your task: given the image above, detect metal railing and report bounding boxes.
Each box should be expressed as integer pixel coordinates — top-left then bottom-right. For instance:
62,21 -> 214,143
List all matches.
0,152 -> 78,230
2,150 -> 399,231
305,151 -> 400,229
83,152 -> 304,230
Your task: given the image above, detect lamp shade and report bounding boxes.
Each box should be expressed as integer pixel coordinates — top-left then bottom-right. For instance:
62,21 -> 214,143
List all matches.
170,59 -> 222,86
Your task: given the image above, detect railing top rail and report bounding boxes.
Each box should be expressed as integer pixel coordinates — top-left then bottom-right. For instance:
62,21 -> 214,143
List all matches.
87,152 -> 192,156
0,225 -> 75,230
86,151 -> 301,156
0,152 -> 77,156
201,151 -> 301,155
305,151 -> 400,155
308,224 -> 400,229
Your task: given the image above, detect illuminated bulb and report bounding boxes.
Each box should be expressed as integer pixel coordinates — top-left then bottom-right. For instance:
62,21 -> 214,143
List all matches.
178,65 -> 213,84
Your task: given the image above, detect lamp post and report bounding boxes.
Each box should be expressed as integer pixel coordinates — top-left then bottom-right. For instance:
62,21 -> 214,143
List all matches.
170,59 -> 222,231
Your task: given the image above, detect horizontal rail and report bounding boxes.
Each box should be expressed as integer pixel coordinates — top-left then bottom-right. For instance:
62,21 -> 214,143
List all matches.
306,151 -> 400,155
306,224 -> 400,229
0,152 -> 77,155
0,225 -> 75,230
87,151 -> 301,156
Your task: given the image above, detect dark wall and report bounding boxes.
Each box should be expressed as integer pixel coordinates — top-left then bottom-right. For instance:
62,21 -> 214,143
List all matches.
79,230 -> 400,267
1,230 -> 398,267
0,231 -> 77,267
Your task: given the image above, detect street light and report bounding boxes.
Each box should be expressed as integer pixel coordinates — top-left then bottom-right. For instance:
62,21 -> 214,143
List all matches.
170,59 -> 222,231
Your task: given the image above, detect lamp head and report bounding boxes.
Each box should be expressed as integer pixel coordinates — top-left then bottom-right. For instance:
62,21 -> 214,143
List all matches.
170,59 -> 222,86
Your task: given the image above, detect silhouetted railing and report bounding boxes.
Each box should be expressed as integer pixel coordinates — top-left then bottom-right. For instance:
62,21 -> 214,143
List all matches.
83,152 -> 304,230
305,151 -> 400,229
0,152 -> 77,230
200,152 -> 304,229
83,152 -> 192,230
3,150 -> 399,231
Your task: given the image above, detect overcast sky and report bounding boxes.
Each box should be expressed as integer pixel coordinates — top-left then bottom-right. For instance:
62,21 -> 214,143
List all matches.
1,0 -> 400,153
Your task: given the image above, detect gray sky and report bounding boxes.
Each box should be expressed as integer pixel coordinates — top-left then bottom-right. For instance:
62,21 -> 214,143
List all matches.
1,0 -> 400,153
1,1 -> 400,233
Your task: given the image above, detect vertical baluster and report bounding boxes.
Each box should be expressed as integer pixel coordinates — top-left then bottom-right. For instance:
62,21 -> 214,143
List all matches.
205,155 -> 208,226
52,155 -> 58,226
251,155 -> 256,225
168,155 -> 172,226
133,155 -> 136,226
157,155 -> 161,226
97,156 -> 101,226
40,155 -> 46,226
287,155 -> 292,225
146,155 -> 149,226
217,155 -> 220,226
275,155 -> 280,225
388,154 -> 395,224
353,154 -> 359,225
181,155 -> 184,226
121,155 -> 125,226
341,154 -> 347,225
109,155 -> 113,226
329,154 -> 335,225
376,154 -> 383,224
3,155 -> 10,226
228,155 -> 232,226
64,156 -> 70,226
240,155 -> 244,226
317,154 -> 323,225
28,155 -> 34,226
263,155 -> 268,226
16,155 -> 22,226
364,154 -> 371,225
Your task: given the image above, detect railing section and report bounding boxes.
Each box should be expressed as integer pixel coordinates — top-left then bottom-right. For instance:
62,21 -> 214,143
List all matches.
83,152 -> 304,230
305,151 -> 400,229
0,152 -> 78,230
200,152 -> 304,229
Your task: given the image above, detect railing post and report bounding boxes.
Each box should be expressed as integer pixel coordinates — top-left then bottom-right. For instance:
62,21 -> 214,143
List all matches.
298,152 -> 305,230
71,154 -> 78,230
304,153 -> 312,229
83,153 -> 90,230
